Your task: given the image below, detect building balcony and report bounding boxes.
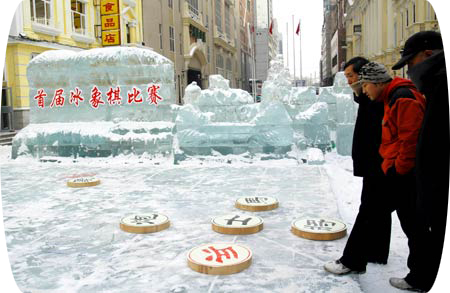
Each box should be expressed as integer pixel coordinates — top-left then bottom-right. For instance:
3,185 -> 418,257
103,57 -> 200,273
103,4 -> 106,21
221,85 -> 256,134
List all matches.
182,2 -> 206,32
213,25 -> 235,53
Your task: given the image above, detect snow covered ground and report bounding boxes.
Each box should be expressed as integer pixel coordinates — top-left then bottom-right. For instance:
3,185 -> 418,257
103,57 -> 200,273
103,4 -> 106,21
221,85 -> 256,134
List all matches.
0,145 -> 446,292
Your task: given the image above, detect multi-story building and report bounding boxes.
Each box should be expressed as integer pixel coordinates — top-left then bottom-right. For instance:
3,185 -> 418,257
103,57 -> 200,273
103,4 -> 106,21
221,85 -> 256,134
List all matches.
3,0 -> 144,131
320,0 -> 346,86
345,0 -> 439,77
236,0 -> 255,92
254,0 -> 276,82
142,0 -> 241,104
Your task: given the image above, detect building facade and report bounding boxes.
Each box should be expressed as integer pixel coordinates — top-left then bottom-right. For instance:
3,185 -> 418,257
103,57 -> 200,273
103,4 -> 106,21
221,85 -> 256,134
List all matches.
142,0 -> 243,104
345,0 -> 439,77
3,0 -> 144,131
320,0 -> 346,86
254,0 -> 277,82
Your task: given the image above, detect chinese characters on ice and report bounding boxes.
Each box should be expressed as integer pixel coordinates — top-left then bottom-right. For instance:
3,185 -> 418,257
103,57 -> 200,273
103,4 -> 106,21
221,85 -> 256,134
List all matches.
33,85 -> 163,109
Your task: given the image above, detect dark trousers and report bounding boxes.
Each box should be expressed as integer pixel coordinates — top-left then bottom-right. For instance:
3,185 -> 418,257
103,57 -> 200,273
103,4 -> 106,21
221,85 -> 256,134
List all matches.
340,175 -> 392,271
386,173 -> 433,292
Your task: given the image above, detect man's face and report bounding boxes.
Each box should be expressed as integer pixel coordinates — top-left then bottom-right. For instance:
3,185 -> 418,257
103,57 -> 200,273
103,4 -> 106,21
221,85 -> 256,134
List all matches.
407,50 -> 432,69
344,65 -> 359,85
362,82 -> 384,101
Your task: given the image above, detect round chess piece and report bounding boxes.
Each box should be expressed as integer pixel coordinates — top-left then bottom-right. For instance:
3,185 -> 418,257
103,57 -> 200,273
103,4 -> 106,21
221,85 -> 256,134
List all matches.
120,213 -> 170,234
66,176 -> 101,188
291,218 -> 347,240
211,214 -> 263,235
235,196 -> 279,212
187,243 -> 252,275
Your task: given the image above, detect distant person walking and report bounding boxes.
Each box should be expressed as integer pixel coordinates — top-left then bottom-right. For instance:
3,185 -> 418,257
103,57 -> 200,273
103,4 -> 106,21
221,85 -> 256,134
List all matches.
391,30 -> 449,292
324,57 -> 392,275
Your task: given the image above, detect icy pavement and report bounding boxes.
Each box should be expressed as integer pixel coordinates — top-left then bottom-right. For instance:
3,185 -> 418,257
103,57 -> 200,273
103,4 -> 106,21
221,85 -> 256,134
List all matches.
2,145 -> 446,292
1,152 -> 364,292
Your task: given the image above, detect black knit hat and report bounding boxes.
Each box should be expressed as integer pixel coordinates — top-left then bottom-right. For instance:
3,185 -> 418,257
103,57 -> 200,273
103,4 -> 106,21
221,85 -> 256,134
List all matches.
392,31 -> 443,70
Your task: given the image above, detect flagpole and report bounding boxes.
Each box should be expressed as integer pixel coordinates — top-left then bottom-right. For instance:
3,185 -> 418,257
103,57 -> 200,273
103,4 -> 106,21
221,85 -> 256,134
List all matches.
286,22 -> 289,69
292,15 -> 296,83
299,19 -> 303,85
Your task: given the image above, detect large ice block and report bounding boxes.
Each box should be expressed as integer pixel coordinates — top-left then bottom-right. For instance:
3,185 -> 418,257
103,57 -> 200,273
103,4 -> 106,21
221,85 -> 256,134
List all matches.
175,75 -> 293,156
13,47 -> 177,159
260,56 -> 330,151
332,72 -> 358,156
318,86 -> 337,130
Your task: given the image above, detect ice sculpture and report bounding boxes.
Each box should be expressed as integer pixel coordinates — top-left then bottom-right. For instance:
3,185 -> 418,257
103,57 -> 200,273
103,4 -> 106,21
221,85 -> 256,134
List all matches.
261,55 -> 292,103
175,75 -> 293,157
318,86 -> 337,130
261,56 -> 331,151
332,72 -> 357,156
12,47 -> 178,159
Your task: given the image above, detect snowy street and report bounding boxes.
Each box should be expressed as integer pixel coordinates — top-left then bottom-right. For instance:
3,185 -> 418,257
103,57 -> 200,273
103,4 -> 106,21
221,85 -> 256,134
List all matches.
1,146 -> 410,292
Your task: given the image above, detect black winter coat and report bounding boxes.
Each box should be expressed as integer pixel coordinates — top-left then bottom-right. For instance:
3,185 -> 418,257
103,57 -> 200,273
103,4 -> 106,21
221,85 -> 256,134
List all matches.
408,51 -> 449,227
351,92 -> 385,177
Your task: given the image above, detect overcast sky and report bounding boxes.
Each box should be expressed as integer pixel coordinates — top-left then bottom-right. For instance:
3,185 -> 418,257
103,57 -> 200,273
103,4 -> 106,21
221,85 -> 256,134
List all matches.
273,0 -> 324,82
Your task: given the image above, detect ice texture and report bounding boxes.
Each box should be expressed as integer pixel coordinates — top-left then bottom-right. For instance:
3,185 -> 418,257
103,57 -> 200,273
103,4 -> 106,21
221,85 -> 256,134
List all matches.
261,55 -> 292,103
1,156 -> 363,292
261,57 -> 331,151
13,47 -> 178,159
327,72 -> 357,156
175,75 -> 293,156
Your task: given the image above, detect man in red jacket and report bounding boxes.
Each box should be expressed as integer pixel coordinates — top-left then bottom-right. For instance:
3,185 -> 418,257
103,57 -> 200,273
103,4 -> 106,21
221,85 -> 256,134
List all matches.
359,62 -> 431,292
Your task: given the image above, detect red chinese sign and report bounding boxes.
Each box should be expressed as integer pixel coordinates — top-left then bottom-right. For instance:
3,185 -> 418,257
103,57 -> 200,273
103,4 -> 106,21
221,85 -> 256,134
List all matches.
33,85 -> 163,109
202,246 -> 238,263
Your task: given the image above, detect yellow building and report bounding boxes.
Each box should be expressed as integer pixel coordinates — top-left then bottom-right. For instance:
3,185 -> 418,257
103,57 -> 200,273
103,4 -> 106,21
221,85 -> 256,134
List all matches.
2,0 -> 144,131
345,0 -> 439,77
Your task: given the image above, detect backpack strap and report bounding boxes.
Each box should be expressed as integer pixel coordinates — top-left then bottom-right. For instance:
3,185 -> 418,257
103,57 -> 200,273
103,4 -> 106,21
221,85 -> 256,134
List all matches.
388,86 -> 416,108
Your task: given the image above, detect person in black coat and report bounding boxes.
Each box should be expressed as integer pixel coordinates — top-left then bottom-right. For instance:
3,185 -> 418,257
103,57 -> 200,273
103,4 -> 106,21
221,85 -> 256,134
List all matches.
324,57 -> 392,274
390,30 -> 449,292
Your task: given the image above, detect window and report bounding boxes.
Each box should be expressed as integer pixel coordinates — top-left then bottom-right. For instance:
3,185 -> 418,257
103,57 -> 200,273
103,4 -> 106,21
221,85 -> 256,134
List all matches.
215,0 -> 222,33
226,58 -> 232,80
332,55 -> 337,67
225,3 -> 230,37
159,24 -> 163,50
188,0 -> 199,16
180,33 -> 182,54
71,0 -> 86,34
413,4 -> 416,23
216,53 -> 224,75
169,26 -> 175,52
126,23 -> 131,43
30,0 -> 52,26
169,0 -> 173,8
406,9 -> 409,26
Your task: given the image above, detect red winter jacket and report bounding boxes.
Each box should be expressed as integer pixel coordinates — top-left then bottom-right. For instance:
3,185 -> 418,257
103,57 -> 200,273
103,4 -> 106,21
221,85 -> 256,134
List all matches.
376,77 -> 426,175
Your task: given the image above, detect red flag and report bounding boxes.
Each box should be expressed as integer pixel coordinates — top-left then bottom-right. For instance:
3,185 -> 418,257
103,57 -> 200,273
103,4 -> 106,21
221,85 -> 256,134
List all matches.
296,21 -> 300,35
251,25 -> 254,33
269,20 -> 273,35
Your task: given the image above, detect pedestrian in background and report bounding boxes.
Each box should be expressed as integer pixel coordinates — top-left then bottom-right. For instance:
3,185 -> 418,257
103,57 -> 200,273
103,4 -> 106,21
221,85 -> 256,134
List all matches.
324,57 -> 392,275
359,61 -> 430,292
391,30 -> 449,292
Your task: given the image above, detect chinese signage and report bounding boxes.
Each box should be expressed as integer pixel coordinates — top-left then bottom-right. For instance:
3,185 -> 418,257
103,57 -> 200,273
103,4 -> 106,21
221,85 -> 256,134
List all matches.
188,243 -> 252,267
292,218 -> 346,234
101,0 -> 121,46
33,85 -> 164,109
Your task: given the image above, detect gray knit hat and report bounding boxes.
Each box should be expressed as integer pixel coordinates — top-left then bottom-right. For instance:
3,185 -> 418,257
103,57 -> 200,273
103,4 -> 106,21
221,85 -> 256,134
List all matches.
359,62 -> 392,83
